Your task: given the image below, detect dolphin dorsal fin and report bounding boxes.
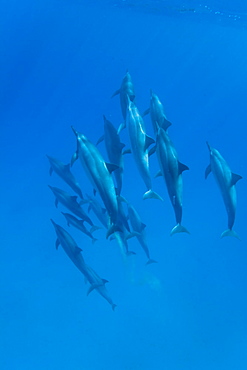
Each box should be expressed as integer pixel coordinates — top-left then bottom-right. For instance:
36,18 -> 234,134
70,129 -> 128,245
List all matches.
106,163 -> 119,174
144,135 -> 155,151
231,173 -> 242,186
178,161 -> 189,174
87,283 -> 101,296
96,135 -> 104,146
75,246 -> 82,255
71,195 -> 78,202
205,164 -> 211,179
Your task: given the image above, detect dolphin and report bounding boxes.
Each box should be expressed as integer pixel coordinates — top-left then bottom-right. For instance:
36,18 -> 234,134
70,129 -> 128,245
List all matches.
48,185 -> 93,226
97,116 -> 126,195
71,127 -> 120,238
51,219 -> 116,310
127,203 -> 157,265
205,142 -> 242,239
126,97 -> 163,201
47,155 -> 83,198
112,70 -> 135,122
143,90 -> 172,135
61,212 -> 99,244
155,128 -> 189,235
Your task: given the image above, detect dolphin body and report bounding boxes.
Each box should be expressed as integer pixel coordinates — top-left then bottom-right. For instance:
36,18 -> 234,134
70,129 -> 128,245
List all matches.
51,219 -> 116,310
47,155 -> 83,198
71,128 -> 120,237
112,71 -> 135,121
143,90 -> 172,135
97,116 -> 126,195
48,185 -> 93,226
61,212 -> 99,244
155,128 -> 189,235
126,98 -> 163,201
205,142 -> 242,239
127,203 -> 157,265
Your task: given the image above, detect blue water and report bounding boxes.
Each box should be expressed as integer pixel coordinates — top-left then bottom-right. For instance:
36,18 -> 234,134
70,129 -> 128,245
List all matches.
1,1 -> 247,369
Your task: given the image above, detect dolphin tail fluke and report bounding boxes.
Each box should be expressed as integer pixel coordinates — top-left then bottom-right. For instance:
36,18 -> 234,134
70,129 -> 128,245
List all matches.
221,229 -> 241,240
170,224 -> 190,236
146,259 -> 158,266
143,189 -> 163,201
112,303 -> 117,311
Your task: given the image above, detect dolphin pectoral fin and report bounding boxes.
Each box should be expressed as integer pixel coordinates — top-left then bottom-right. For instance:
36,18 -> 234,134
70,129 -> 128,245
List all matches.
90,225 -> 101,233
221,229 -> 241,240
55,198 -> 59,208
231,173 -> 242,186
96,134 -> 104,146
143,190 -> 163,201
141,222 -> 146,230
170,224 -> 190,236
102,279 -> 109,284
144,135 -> 155,151
111,89 -> 120,98
122,148 -> 131,155
87,284 -> 97,296
125,231 -> 141,240
117,122 -> 126,134
142,108 -> 150,117
55,239 -> 60,250
71,151 -> 78,167
105,163 -> 119,174
205,164 -> 211,179
64,163 -> 71,172
71,195 -> 78,202
49,167 -> 53,176
106,224 -> 123,239
154,170 -> 162,178
146,259 -> 158,266
148,145 -> 156,157
162,118 -> 172,131
111,303 -> 117,311
178,161 -> 189,174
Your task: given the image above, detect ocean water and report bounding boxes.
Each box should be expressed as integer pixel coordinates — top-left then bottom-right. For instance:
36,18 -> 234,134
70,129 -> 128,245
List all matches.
1,1 -> 247,369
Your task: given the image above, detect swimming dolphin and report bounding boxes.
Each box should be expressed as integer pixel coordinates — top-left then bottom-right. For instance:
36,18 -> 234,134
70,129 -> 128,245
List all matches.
97,116 -> 126,195
48,185 -> 93,226
47,155 -> 83,198
71,127 -> 120,237
126,97 -> 163,201
61,212 -> 99,244
205,142 -> 242,239
112,70 -> 135,122
51,219 -> 116,310
127,202 -> 157,265
143,90 -> 172,135
155,128 -> 189,235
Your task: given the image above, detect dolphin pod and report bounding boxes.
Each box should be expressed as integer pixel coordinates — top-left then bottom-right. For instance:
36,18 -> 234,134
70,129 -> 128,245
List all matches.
48,71 -> 242,311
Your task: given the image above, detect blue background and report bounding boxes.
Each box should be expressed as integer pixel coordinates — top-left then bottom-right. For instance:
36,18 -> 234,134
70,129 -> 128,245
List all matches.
1,1 -> 247,369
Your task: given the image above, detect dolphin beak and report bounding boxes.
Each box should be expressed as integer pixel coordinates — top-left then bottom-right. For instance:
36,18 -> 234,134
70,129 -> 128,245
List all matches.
71,126 -> 78,137
206,141 -> 211,151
